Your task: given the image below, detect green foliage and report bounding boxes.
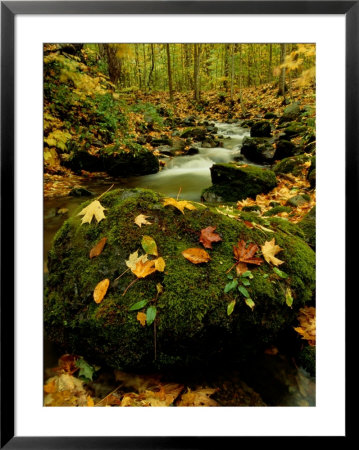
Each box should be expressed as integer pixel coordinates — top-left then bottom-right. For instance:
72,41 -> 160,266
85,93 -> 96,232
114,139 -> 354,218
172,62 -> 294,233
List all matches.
75,357 -> 95,381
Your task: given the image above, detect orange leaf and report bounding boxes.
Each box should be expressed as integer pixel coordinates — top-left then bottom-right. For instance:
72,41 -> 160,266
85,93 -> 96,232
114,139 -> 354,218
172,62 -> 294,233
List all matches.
199,226 -> 222,249
56,354 -> 79,375
44,379 -> 57,394
89,237 -> 107,259
132,259 -> 157,278
93,278 -> 110,304
137,312 -> 147,326
236,262 -> 248,275
233,240 -> 263,266
182,248 -> 211,264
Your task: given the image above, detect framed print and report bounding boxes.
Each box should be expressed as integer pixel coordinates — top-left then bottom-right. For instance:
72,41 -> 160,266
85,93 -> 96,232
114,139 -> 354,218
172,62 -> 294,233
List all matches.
1,1 -> 354,447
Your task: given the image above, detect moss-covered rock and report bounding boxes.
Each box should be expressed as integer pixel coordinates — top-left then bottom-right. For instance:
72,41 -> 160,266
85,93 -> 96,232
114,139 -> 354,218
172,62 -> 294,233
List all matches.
202,164 -> 277,202
272,154 -> 310,176
250,121 -> 272,138
298,346 -> 315,377
283,122 -> 307,139
298,206 -> 316,249
274,140 -> 296,160
44,188 -> 315,371
101,148 -> 159,177
286,194 -> 311,207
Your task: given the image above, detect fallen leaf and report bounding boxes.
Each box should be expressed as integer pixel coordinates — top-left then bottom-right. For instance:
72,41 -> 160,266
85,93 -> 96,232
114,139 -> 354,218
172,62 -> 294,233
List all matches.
294,306 -> 316,345
236,262 -> 248,275
163,197 -> 196,214
125,251 -> 148,271
93,278 -> 110,304
132,259 -> 157,278
182,248 -> 211,264
87,396 -> 95,407
89,237 -> 107,259
44,379 -> 57,394
134,214 -> 152,228
233,240 -> 263,266
261,238 -> 284,266
285,287 -> 294,308
155,257 -> 166,272
44,374 -> 89,407
78,200 -> 106,225
137,312 -> 147,326
56,354 -> 79,375
199,226 -> 222,249
244,298 -> 255,310
177,388 -> 219,406
141,235 -> 158,256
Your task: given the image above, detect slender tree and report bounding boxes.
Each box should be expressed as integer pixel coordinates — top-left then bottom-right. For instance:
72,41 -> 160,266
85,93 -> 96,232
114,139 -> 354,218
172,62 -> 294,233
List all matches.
166,44 -> 174,102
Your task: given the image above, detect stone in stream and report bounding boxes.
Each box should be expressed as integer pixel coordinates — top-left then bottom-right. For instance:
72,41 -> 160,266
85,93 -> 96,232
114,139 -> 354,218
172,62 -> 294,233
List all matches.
240,136 -> 277,164
44,188 -> 315,371
201,163 -> 277,202
180,127 -> 207,141
250,121 -> 272,138
69,187 -> 93,197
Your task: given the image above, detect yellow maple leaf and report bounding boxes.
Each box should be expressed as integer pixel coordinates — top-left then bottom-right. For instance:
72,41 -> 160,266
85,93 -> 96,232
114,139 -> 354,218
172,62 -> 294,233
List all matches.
261,238 -> 284,266
163,197 -> 196,214
78,200 -> 106,225
125,251 -> 148,271
132,259 -> 157,278
134,214 -> 152,228
177,388 -> 218,406
137,312 -> 147,326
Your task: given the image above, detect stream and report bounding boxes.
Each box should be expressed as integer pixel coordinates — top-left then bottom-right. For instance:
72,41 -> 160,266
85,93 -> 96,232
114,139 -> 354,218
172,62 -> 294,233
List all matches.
43,122 -> 315,406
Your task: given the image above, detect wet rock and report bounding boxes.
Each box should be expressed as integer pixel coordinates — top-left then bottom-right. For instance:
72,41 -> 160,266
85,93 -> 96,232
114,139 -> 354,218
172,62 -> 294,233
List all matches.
151,136 -> 173,147
241,136 -> 276,164
264,112 -> 277,119
274,140 -> 297,160
102,149 -> 159,177
250,121 -> 272,138
62,150 -> 103,173
272,154 -> 310,176
202,163 -> 277,202
181,127 -> 207,141
69,187 -> 93,197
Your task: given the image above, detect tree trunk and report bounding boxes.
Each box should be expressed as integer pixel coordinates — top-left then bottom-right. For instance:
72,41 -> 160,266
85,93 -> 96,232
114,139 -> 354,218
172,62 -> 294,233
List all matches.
268,43 -> 273,83
166,44 -> 174,102
193,44 -> 202,101
148,44 -> 155,90
278,43 -> 287,97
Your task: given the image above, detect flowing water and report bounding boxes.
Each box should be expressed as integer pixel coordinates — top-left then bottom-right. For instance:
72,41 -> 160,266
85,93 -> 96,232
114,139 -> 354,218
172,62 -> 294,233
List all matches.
43,123 -> 315,406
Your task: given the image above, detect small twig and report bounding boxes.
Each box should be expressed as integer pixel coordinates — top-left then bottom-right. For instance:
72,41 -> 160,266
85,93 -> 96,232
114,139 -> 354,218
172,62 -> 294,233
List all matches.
122,278 -> 139,296
176,187 -> 182,201
226,263 -> 237,274
114,267 -> 130,281
97,183 -> 114,201
94,384 -> 122,407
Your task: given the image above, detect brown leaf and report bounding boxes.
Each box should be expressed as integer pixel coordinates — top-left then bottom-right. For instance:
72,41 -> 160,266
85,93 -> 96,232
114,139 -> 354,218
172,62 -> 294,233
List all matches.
233,240 -> 263,266
137,312 -> 147,326
236,262 -> 248,275
177,388 -> 219,406
56,354 -> 79,375
199,226 -> 222,249
132,259 -> 157,278
93,278 -> 110,304
89,237 -> 107,259
182,248 -> 211,264
261,238 -> 284,266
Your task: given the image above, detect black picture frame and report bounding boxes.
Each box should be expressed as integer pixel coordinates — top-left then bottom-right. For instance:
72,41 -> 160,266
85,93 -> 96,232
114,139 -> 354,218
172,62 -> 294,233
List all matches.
1,1 -> 354,447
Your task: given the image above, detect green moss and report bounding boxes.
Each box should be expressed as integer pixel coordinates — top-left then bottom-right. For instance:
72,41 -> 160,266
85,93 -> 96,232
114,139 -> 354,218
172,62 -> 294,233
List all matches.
298,345 -> 316,377
263,206 -> 292,216
202,164 -> 277,202
272,155 -> 310,175
298,207 -> 316,249
44,188 -> 315,370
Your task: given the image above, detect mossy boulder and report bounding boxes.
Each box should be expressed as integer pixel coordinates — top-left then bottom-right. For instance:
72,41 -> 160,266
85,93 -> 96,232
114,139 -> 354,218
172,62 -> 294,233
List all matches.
44,189 -> 315,371
274,140 -> 297,160
180,127 -> 207,141
283,122 -> 307,139
202,164 -> 277,202
250,121 -> 272,138
241,136 -> 276,164
272,154 -> 310,176
101,148 -> 159,177
279,102 -> 301,123
298,206 -> 316,249
263,206 -> 292,217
